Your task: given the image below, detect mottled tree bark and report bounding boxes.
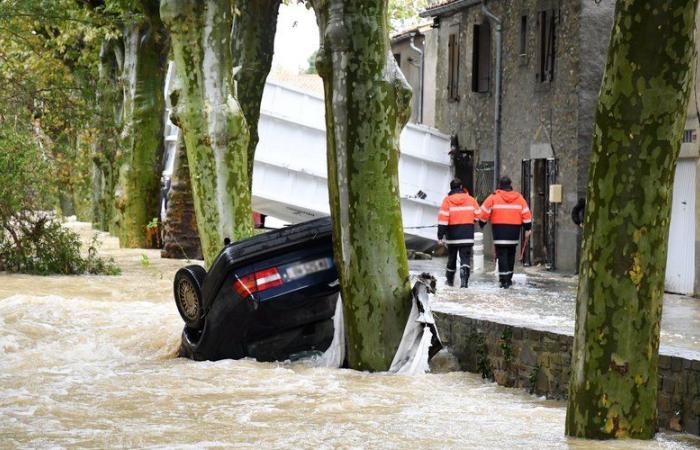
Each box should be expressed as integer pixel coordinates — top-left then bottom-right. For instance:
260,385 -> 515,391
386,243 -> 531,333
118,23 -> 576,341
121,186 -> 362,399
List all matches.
161,0 -> 253,267
113,2 -> 169,248
566,0 -> 698,439
311,0 -> 413,371
161,136 -> 203,260
232,0 -> 281,187
92,38 -> 121,232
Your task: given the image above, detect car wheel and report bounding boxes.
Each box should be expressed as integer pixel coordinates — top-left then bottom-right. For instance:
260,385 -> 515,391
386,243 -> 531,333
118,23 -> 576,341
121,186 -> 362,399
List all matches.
174,265 -> 207,330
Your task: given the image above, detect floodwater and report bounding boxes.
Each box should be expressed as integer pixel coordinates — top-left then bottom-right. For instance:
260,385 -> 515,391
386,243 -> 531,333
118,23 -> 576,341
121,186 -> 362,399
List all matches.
1,232 -> 700,448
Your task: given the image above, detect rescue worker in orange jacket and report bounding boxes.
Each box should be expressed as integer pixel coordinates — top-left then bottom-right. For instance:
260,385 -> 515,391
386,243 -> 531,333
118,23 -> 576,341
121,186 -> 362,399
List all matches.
438,178 -> 481,288
479,176 -> 532,289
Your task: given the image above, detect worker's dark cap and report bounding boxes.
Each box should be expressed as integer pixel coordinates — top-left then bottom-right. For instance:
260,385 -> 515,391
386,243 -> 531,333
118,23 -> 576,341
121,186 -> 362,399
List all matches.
498,176 -> 512,189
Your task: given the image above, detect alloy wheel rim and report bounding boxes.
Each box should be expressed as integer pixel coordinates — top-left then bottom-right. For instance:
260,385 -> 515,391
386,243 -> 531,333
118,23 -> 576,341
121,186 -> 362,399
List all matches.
178,279 -> 199,321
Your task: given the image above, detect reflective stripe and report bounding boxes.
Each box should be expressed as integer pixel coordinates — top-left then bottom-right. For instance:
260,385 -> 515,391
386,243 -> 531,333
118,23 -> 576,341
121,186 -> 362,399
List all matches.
481,206 -> 492,213
446,268 -> 456,272
523,219 -> 532,224
492,204 -> 523,210
494,240 -> 520,245
460,264 -> 471,269
450,206 -> 475,212
439,210 -> 449,216
522,207 -> 530,213
498,271 -> 513,275
445,239 -> 474,244
438,220 -> 448,225
474,209 -> 481,214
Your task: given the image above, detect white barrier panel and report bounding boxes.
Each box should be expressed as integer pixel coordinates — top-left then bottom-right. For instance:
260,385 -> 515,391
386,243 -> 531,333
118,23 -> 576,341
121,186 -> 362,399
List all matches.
254,80 -> 452,250
162,72 -> 453,250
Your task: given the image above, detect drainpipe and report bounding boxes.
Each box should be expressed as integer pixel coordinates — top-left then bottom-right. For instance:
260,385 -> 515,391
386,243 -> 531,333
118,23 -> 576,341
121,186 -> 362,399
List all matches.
481,1 -> 502,190
408,33 -> 424,124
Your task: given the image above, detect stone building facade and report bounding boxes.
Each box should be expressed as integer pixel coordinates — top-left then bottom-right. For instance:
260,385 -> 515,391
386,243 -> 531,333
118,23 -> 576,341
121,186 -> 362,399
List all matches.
412,0 -> 700,279
416,0 -> 620,272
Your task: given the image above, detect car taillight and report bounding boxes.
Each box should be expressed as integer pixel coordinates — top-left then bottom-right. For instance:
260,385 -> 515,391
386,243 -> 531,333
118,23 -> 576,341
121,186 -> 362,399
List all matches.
233,267 -> 283,297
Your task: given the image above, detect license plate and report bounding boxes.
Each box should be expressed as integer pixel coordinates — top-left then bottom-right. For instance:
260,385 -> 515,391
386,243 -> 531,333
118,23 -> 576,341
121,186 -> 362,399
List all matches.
284,257 -> 332,281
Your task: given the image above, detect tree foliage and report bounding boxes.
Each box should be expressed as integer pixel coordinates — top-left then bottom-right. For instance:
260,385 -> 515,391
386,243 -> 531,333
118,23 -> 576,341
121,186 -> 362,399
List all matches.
388,0 -> 428,31
0,0 -> 110,218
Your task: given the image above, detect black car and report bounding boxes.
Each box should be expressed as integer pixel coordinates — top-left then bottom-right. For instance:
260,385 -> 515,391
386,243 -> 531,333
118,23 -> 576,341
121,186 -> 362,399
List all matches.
174,217 -> 339,362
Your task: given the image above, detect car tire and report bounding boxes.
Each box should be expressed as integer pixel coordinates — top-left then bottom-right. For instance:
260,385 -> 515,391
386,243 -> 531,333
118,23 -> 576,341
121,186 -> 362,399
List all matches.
174,265 -> 207,330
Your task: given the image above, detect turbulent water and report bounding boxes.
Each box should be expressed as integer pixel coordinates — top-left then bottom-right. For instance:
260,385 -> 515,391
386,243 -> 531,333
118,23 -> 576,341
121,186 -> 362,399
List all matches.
1,241 -> 699,448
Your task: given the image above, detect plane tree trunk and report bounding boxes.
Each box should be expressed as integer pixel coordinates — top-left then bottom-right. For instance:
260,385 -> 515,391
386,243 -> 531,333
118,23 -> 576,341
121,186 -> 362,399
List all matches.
92,38 -> 122,232
113,1 -> 169,248
310,0 -> 413,371
566,0 -> 698,439
161,0 -> 253,267
232,0 -> 281,186
161,136 -> 203,260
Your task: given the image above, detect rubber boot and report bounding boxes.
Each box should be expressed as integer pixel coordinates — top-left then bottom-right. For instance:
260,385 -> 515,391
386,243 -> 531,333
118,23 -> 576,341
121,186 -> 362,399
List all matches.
503,276 -> 511,289
460,267 -> 469,288
499,276 -> 507,289
446,270 -> 455,287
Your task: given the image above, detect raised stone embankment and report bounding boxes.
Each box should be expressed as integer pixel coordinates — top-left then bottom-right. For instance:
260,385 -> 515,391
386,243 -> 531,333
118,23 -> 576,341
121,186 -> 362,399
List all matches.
435,312 -> 700,436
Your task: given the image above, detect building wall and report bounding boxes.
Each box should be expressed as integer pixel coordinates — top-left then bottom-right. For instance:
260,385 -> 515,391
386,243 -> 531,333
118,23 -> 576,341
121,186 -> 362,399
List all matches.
431,0 -> 591,271
392,35 -> 426,124
576,1 -> 615,198
690,8 -> 700,296
422,29 -> 439,127
427,0 -> 699,273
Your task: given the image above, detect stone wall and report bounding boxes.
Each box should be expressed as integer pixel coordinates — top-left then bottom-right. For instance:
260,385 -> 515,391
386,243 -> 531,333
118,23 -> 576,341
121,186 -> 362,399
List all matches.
576,1 -> 614,199
435,311 -> 700,435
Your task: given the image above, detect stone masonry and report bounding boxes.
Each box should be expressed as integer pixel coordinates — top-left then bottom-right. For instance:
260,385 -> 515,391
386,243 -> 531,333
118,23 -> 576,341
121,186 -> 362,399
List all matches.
435,311 -> 700,436
424,0 -> 616,271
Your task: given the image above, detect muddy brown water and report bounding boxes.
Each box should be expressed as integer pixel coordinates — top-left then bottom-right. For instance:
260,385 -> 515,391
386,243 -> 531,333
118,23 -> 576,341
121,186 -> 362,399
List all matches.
1,241 -> 699,448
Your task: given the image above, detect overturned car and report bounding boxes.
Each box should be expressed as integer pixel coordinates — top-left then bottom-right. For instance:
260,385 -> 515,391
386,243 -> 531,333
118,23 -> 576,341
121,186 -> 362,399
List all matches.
173,217 -> 441,367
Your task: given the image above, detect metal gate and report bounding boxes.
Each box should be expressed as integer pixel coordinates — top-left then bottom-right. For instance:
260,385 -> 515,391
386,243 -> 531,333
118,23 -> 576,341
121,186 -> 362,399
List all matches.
545,158 -> 557,270
520,157 -> 557,270
665,159 -> 696,294
475,161 -> 494,202
521,159 -> 532,266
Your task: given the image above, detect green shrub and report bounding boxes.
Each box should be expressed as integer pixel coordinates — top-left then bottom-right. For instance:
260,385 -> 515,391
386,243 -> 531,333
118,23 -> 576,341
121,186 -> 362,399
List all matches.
0,123 -> 120,276
0,217 -> 120,275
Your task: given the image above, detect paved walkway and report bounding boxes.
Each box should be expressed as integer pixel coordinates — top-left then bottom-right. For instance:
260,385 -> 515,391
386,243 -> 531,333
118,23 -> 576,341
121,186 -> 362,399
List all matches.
409,257 -> 700,359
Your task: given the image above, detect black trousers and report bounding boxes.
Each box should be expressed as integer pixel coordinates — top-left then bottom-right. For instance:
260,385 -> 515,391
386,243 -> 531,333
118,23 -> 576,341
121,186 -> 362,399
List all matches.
495,245 -> 517,281
447,245 -> 472,272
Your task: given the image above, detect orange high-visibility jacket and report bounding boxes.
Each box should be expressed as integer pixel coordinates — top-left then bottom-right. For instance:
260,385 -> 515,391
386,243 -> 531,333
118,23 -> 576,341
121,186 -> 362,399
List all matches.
437,190 -> 481,245
479,189 -> 532,245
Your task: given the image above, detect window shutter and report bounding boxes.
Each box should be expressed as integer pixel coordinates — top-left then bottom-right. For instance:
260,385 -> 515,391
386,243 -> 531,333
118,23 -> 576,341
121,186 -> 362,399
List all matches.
478,22 -> 491,92
448,33 -> 460,100
545,10 -> 556,82
448,34 -> 454,98
471,25 -> 480,92
536,10 -> 546,83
